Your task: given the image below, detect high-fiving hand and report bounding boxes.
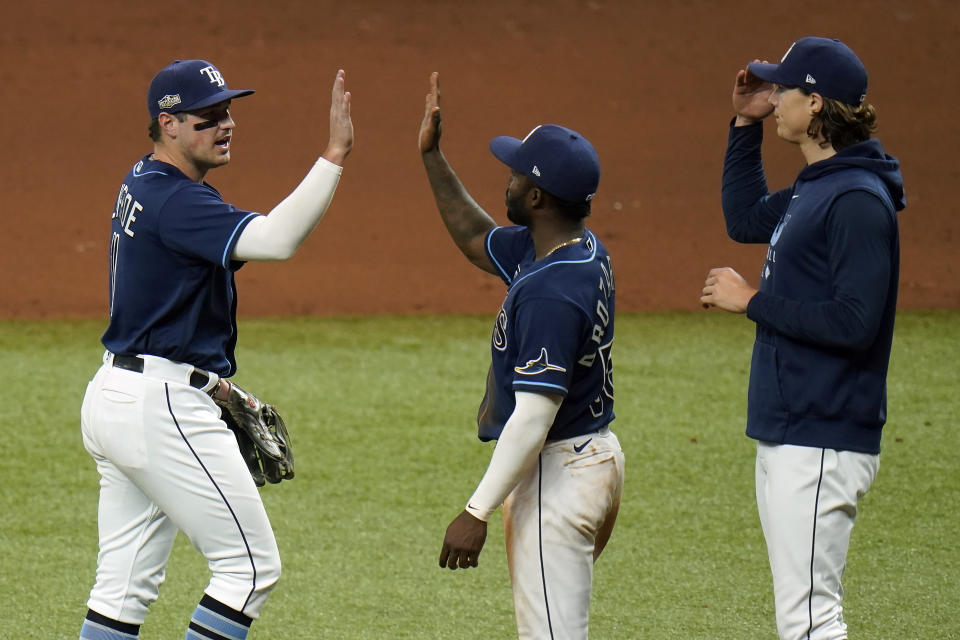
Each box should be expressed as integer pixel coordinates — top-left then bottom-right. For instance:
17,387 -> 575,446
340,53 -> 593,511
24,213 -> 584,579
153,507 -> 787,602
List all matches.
418,71 -> 442,154
323,69 -> 354,166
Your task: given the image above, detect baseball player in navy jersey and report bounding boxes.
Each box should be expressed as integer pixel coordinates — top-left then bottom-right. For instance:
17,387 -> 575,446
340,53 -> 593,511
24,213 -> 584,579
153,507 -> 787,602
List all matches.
418,72 -> 624,639
701,37 -> 904,639
78,60 -> 353,640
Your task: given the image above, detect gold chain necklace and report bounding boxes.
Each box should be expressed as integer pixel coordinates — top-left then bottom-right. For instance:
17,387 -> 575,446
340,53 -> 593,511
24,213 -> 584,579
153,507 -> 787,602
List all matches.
545,236 -> 583,258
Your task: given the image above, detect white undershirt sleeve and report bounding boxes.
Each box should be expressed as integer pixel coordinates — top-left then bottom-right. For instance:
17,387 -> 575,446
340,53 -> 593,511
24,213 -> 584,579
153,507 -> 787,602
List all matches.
464,391 -> 562,522
232,157 -> 343,261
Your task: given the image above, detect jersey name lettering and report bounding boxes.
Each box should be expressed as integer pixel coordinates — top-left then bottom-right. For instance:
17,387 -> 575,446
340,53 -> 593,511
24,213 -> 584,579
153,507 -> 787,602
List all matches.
590,257 -> 615,345
113,183 -> 142,238
588,256 -> 615,417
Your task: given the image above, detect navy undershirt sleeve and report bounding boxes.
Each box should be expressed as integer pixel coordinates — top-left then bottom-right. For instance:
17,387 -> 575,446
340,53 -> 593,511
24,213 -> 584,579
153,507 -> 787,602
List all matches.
721,120 -> 793,243
746,189 -> 895,349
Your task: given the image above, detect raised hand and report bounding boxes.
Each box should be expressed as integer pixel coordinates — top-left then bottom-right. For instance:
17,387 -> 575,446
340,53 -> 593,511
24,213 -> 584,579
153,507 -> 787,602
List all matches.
732,61 -> 775,124
323,69 -> 354,165
418,71 -> 442,154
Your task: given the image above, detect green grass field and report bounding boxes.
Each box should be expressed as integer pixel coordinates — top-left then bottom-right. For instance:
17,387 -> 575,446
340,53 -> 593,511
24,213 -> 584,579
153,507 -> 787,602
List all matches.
2,312 -> 957,639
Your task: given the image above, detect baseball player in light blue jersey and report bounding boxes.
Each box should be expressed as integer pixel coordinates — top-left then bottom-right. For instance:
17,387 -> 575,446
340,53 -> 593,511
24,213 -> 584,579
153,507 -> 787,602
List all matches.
419,72 -> 624,639
78,60 -> 353,640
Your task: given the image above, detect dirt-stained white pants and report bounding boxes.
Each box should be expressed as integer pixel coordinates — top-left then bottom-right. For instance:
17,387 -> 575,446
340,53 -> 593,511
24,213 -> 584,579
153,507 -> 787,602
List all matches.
756,442 -> 878,640
503,429 -> 624,640
80,353 -> 280,624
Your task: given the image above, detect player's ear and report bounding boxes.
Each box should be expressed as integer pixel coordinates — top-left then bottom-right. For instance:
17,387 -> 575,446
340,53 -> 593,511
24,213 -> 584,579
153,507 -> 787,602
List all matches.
157,112 -> 180,139
528,186 -> 545,209
809,92 -> 823,115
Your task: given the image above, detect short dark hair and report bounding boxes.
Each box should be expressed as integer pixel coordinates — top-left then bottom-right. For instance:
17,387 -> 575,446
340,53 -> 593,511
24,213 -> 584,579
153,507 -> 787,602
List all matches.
544,189 -> 592,221
798,87 -> 878,151
148,112 -> 188,141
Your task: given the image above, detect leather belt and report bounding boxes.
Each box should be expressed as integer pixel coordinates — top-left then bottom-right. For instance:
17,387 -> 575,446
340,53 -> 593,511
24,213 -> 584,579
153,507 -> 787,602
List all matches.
112,354 -> 213,392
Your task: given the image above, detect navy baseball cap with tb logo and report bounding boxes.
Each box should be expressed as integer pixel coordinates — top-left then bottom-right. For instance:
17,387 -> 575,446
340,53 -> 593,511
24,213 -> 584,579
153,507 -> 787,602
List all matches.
148,59 -> 255,119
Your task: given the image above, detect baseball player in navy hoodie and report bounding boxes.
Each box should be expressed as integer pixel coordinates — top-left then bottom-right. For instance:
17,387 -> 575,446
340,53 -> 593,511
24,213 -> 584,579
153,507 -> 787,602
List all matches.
700,37 -> 905,640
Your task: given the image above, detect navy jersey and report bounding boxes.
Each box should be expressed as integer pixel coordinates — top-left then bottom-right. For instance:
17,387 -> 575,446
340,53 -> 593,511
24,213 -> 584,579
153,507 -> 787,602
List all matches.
477,226 -> 615,442
101,154 -> 262,376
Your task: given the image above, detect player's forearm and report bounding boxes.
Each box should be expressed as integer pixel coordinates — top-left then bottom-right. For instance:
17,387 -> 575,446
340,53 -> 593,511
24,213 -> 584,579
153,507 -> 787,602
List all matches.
465,392 -> 561,522
422,150 -> 496,253
233,157 -> 343,261
721,120 -> 784,243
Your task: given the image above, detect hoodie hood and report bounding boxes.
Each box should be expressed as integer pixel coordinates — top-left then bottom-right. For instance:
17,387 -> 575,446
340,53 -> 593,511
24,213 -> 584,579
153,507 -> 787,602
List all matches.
799,139 -> 906,212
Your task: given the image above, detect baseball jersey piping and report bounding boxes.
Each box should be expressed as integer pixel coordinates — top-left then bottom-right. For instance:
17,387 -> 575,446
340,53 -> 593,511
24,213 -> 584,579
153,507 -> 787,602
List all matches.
222,212 -> 261,268
486,229 -> 514,282
510,232 -> 598,290
164,384 -> 259,611
515,380 -> 568,394
486,229 -> 599,285
132,166 -> 168,178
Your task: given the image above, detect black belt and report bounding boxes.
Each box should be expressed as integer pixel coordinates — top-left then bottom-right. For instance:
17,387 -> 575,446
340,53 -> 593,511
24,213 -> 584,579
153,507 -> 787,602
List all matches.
112,354 -> 213,391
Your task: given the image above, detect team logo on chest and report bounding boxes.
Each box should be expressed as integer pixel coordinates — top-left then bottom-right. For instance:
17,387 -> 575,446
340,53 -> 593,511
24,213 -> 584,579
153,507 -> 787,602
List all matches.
770,213 -> 792,247
515,347 -> 566,375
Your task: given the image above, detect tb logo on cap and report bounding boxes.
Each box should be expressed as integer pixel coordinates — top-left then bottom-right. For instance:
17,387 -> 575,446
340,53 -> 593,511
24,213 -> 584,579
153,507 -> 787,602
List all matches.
200,65 -> 225,87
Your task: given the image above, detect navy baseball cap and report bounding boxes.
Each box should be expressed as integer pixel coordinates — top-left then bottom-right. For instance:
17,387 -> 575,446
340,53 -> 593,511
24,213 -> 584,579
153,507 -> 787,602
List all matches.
490,124 -> 600,203
148,59 -> 254,119
748,37 -> 868,106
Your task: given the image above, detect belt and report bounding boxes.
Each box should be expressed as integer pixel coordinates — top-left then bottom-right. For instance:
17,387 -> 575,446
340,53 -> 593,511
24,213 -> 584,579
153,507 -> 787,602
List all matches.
112,354 -> 214,392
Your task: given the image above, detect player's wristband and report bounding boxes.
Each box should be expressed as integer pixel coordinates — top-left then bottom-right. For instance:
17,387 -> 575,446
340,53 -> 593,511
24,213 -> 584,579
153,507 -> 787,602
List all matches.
464,500 -> 494,522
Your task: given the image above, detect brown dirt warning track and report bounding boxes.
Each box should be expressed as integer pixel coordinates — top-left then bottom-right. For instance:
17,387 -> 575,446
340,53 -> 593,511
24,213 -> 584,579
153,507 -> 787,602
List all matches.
1,0 -> 956,319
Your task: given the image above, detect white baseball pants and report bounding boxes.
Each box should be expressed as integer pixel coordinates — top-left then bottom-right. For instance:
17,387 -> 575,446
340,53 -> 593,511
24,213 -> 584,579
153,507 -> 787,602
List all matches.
756,442 -> 878,640
80,353 -> 281,623
503,429 -> 624,640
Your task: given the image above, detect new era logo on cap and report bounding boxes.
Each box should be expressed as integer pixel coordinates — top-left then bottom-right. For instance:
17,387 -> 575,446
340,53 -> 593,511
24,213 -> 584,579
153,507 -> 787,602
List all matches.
147,59 -> 255,119
489,124 -> 600,203
748,36 -> 868,106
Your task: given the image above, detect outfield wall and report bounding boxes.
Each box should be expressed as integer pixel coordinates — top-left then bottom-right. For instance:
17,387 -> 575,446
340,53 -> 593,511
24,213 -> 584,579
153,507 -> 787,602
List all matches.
2,0 -> 956,317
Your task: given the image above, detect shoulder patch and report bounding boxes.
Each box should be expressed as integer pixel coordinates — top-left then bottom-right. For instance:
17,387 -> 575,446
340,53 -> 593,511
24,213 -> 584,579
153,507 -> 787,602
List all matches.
515,347 -> 567,375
